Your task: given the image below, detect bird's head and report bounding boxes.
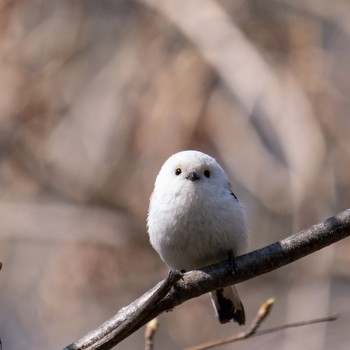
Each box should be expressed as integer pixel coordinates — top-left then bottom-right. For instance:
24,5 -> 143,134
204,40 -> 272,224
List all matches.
154,150 -> 230,196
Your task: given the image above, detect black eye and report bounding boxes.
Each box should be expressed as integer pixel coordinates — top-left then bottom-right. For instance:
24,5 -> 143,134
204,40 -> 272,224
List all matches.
175,168 -> 182,176
204,170 -> 211,178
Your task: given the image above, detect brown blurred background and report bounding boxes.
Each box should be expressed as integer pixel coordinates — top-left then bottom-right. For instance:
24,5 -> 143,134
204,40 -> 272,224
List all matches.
0,0 -> 350,349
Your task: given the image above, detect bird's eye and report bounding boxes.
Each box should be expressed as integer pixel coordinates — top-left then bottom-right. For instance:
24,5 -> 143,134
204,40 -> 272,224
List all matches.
175,168 -> 182,176
204,169 -> 211,178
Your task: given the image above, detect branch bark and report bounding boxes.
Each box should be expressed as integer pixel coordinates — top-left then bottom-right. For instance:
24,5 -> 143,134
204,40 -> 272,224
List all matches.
63,208 -> 350,350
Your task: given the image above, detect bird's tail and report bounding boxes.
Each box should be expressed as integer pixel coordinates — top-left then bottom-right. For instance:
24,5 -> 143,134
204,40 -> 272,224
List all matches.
210,286 -> 245,325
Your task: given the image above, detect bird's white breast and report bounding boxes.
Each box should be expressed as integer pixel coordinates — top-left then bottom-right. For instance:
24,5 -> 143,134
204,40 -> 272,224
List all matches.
148,183 -> 248,270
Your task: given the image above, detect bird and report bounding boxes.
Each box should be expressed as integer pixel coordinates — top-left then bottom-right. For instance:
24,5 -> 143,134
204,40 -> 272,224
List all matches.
147,150 -> 248,325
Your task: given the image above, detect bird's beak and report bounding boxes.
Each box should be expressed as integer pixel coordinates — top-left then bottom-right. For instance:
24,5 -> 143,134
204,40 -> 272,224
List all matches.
186,171 -> 200,181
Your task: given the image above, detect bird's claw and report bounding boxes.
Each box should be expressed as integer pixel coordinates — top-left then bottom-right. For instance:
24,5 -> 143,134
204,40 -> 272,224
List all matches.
227,250 -> 236,275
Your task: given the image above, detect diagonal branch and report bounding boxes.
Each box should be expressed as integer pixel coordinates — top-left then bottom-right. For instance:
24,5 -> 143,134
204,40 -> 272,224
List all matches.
63,208 -> 350,350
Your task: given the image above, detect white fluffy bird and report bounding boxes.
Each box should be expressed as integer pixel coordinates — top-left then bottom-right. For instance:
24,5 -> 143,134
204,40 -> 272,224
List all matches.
147,150 -> 248,325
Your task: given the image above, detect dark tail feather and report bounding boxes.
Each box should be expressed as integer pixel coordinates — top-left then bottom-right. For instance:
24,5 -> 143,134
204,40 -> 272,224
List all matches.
210,286 -> 245,325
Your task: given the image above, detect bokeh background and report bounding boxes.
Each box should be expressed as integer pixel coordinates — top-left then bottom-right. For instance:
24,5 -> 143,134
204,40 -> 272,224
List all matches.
0,1 -> 350,349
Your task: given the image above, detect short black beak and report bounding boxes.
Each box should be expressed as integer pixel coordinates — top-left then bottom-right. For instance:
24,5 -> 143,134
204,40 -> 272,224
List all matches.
186,171 -> 200,181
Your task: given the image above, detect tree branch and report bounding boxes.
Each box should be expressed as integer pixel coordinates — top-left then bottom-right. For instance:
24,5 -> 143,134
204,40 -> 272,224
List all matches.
185,312 -> 337,350
184,297 -> 337,350
63,208 -> 350,350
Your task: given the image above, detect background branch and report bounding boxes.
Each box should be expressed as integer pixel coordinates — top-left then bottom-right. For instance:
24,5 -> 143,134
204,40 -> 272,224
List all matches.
184,298 -> 336,350
63,208 -> 350,350
185,313 -> 337,350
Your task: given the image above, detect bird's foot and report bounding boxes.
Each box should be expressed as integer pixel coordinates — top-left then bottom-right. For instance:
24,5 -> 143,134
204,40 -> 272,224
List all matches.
227,250 -> 236,275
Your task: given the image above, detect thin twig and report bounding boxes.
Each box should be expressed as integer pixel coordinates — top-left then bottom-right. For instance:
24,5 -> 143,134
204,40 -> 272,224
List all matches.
246,297 -> 275,334
184,298 -> 275,350
184,313 -> 337,350
144,318 -> 159,350
254,315 -> 337,336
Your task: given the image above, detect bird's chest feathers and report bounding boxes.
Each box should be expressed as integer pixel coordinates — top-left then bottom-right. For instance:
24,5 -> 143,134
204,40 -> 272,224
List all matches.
159,187 -> 219,242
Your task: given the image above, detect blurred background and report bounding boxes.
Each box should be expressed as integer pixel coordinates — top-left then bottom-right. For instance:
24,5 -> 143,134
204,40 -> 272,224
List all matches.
0,0 -> 350,349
